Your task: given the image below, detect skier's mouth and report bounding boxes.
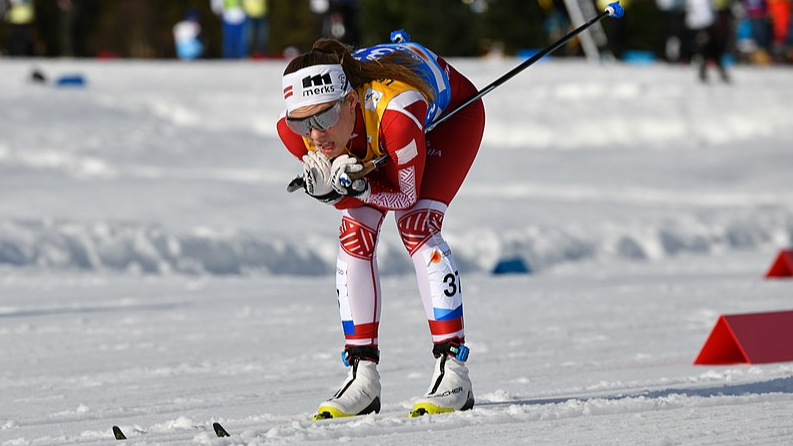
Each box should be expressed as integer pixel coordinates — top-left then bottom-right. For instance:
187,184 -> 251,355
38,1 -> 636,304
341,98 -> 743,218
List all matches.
317,143 -> 335,154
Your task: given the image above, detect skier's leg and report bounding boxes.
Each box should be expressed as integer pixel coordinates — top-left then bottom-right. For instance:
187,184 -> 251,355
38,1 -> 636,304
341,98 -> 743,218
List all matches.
396,200 -> 464,344
396,200 -> 474,415
403,68 -> 482,340
397,67 -> 484,416
316,205 -> 385,419
336,205 -> 386,347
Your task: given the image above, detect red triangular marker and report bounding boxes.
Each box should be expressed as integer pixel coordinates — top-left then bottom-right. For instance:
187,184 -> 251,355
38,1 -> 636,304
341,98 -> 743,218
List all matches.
693,316 -> 748,365
765,249 -> 793,278
694,311 -> 793,365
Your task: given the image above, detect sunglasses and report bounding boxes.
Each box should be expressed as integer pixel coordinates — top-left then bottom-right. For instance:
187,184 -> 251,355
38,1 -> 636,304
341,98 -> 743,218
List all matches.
285,97 -> 346,136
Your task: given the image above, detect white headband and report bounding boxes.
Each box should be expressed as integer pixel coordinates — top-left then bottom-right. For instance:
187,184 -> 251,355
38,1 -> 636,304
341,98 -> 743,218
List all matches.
282,64 -> 350,113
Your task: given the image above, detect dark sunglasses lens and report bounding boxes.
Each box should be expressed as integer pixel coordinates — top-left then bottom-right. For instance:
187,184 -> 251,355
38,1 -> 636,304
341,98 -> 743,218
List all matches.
286,119 -> 312,136
286,99 -> 344,135
312,104 -> 342,130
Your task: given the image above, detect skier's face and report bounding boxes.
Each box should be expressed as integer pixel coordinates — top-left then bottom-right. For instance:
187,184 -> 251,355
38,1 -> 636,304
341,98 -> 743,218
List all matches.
288,91 -> 357,160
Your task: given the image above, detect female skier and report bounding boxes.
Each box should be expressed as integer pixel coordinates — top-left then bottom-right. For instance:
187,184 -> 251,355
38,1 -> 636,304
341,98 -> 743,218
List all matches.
276,34 -> 485,419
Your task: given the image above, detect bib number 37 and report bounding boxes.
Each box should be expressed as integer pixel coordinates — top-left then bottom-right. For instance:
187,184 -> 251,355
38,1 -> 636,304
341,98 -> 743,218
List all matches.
443,270 -> 461,297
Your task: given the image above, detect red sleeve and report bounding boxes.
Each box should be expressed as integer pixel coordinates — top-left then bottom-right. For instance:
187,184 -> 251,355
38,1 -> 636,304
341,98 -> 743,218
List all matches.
359,92 -> 427,211
277,115 -> 309,161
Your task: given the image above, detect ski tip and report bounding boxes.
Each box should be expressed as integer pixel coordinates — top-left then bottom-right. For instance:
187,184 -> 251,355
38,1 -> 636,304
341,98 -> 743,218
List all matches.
212,422 -> 230,438
112,426 -> 127,440
408,408 -> 428,418
313,411 -> 334,421
606,1 -> 625,18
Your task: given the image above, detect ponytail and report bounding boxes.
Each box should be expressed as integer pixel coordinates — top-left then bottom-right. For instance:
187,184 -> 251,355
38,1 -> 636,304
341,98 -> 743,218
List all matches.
284,39 -> 436,104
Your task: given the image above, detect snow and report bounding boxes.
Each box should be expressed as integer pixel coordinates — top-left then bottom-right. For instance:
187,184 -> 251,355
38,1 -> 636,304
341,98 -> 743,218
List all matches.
1,58 -> 793,445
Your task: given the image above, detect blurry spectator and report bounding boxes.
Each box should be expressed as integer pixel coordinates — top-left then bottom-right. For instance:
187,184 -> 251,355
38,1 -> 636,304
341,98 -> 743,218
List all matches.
686,0 -> 731,82
767,0 -> 791,57
742,0 -> 772,61
57,0 -> 74,56
173,9 -> 204,60
332,0 -> 360,46
242,0 -> 268,57
657,0 -> 691,62
211,0 -> 247,59
58,0 -> 92,57
713,0 -> 737,64
540,0 -> 571,45
311,0 -> 360,46
788,7 -> 793,60
4,0 -> 36,56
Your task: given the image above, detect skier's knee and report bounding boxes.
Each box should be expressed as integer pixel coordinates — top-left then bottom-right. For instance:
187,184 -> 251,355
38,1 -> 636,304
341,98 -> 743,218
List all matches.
339,216 -> 378,260
397,209 -> 445,256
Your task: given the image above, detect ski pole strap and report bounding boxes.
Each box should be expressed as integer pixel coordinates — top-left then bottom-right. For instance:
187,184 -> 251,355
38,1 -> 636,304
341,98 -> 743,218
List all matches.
432,339 -> 469,362
342,346 -> 380,366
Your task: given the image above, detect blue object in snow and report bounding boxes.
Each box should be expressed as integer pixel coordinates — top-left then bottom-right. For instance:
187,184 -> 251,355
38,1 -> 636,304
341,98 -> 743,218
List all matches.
56,75 -> 86,87
492,257 -> 531,275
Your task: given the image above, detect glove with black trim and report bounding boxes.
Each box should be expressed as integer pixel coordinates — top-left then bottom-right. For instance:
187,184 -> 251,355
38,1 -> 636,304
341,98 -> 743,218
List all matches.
330,154 -> 371,201
286,151 -> 341,205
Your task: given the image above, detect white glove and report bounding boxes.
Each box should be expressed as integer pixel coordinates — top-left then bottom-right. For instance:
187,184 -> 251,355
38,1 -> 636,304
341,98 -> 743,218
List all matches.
331,155 -> 370,200
302,151 -> 334,197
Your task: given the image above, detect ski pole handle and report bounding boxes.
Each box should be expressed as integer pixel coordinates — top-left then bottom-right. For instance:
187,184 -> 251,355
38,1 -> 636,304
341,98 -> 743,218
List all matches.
346,155 -> 387,180
337,157 -> 382,188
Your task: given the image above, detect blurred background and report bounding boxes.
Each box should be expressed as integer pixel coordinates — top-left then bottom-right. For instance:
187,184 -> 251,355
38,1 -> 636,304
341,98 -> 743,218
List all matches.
1,0 -> 792,65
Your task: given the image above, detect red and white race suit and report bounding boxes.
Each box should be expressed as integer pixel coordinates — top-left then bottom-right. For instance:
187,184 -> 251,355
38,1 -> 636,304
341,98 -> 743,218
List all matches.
277,59 -> 485,347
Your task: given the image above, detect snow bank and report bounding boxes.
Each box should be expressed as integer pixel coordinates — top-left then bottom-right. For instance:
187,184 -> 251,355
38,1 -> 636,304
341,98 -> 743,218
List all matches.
0,220 -> 328,276
2,207 -> 790,276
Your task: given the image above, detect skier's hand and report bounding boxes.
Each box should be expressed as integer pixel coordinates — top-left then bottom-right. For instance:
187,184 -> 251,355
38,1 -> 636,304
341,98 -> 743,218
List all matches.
331,155 -> 370,200
293,151 -> 341,205
302,151 -> 334,197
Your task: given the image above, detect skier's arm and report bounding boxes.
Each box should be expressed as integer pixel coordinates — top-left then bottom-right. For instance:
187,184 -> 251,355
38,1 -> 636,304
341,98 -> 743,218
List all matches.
276,115 -> 309,161
338,90 -> 428,211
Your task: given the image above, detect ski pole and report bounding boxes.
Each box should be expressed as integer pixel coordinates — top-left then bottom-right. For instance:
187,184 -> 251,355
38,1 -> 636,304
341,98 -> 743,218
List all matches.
293,2 -> 625,190
426,1 -> 624,133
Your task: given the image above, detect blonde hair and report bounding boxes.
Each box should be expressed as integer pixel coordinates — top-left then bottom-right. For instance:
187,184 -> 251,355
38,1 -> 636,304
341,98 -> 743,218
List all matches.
284,39 -> 436,103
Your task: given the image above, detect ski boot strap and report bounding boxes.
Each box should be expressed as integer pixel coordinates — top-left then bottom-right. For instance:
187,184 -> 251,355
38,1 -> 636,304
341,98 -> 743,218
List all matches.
341,345 -> 380,366
432,339 -> 469,362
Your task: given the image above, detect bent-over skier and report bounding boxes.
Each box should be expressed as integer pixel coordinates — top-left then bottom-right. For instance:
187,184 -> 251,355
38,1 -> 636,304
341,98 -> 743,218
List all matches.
276,33 -> 485,419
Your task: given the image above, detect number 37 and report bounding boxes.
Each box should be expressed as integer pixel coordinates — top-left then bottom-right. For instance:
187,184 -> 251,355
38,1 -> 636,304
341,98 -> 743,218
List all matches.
443,270 -> 461,297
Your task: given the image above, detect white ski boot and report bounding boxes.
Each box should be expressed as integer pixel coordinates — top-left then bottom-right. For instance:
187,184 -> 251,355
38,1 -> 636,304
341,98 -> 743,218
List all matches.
410,340 -> 474,417
315,346 -> 381,420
